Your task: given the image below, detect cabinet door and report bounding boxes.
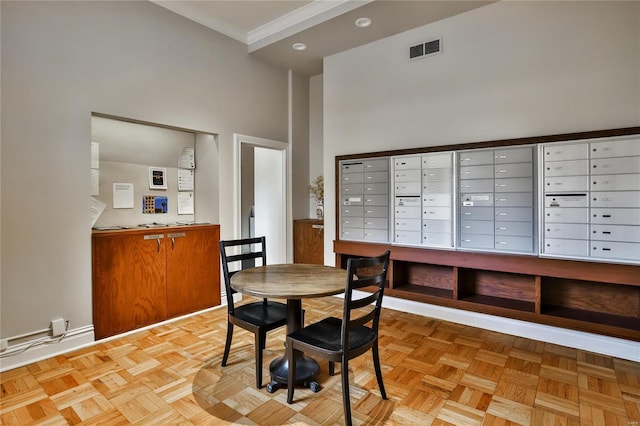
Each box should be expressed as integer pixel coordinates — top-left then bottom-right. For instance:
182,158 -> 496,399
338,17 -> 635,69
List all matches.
294,220 -> 324,264
166,227 -> 221,317
93,232 -> 167,339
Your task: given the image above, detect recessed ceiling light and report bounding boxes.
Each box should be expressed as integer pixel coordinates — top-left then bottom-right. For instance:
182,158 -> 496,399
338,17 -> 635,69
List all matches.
292,42 -> 307,51
355,17 -> 372,28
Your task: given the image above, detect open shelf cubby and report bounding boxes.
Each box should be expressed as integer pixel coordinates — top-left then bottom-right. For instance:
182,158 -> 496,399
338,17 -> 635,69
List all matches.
392,261 -> 454,299
458,268 -> 537,313
541,277 -> 640,331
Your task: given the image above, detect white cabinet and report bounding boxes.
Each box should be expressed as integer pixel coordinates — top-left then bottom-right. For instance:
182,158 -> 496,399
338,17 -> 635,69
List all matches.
541,136 -> 640,263
392,153 -> 454,248
458,145 -> 536,254
338,132 -> 639,264
339,158 -> 390,242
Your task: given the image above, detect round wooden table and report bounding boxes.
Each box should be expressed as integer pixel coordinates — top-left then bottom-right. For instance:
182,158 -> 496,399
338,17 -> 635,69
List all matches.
231,263 -> 347,392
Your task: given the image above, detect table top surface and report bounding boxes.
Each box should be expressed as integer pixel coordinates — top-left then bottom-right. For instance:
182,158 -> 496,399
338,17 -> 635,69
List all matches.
231,263 -> 347,299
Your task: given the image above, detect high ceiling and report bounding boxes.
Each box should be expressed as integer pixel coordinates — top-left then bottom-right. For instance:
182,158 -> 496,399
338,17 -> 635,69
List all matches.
151,1 -> 494,76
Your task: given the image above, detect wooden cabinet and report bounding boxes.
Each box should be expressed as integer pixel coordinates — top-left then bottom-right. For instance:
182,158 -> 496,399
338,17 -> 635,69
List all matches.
165,227 -> 220,317
92,224 -> 220,339
335,240 -> 640,341
294,219 -> 324,264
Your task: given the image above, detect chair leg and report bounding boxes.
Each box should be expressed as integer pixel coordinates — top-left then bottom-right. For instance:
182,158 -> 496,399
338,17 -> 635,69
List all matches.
286,342 -> 297,404
372,341 -> 387,399
341,356 -> 352,426
329,361 -> 335,376
255,332 -> 266,388
222,322 -> 233,367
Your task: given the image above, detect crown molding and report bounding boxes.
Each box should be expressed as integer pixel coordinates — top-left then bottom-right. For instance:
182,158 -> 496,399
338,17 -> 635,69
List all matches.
150,1 -> 249,44
247,0 -> 374,52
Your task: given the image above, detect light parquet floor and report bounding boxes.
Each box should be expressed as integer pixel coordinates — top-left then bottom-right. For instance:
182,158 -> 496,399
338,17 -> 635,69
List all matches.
1,296 -> 639,425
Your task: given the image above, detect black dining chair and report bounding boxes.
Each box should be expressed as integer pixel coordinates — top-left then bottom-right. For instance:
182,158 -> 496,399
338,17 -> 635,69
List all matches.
219,236 -> 288,389
285,250 -> 391,426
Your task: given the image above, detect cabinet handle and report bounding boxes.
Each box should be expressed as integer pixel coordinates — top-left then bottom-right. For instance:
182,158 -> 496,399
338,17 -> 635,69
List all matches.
143,234 -> 164,253
166,232 -> 186,251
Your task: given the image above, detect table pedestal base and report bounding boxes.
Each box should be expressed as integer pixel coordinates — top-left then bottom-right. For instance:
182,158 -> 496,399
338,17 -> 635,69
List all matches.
265,354 -> 320,393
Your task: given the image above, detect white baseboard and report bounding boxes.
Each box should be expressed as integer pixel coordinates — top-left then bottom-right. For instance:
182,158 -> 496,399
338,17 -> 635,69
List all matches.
0,304 -> 230,372
0,325 -> 96,372
374,293 -> 639,362
2,295 -> 635,372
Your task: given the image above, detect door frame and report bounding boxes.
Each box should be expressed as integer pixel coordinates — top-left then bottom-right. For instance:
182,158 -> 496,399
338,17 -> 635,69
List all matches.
233,134 -> 291,263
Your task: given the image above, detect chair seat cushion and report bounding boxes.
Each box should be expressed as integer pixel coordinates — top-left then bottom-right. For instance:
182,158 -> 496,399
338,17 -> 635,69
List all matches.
234,301 -> 288,326
288,317 -> 376,354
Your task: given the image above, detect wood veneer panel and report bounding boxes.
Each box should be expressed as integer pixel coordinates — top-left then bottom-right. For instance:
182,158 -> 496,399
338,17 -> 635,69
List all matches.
92,232 -> 167,339
541,278 -> 640,318
458,269 -> 536,302
294,219 -> 324,264
166,226 -> 220,318
393,261 -> 454,291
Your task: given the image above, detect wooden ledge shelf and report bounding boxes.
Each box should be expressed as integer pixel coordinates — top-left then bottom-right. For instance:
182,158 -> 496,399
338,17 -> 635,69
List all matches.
543,306 -> 640,332
393,284 -> 454,299
460,294 -> 536,313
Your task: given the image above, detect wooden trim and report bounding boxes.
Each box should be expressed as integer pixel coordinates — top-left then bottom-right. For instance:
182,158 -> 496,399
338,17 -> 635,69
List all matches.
92,223 -> 216,238
334,240 -> 639,286
534,275 -> 541,314
335,126 -> 640,162
452,266 -> 459,300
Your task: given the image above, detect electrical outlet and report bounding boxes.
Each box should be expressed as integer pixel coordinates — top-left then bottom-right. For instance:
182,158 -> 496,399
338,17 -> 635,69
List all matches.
0,338 -> 8,351
51,319 -> 66,337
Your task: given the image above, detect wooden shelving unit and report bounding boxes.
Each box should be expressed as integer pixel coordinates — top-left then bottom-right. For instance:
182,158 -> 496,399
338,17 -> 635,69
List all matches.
334,239 -> 640,341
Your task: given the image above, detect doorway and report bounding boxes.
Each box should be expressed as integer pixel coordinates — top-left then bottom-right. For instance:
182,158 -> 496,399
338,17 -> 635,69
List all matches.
233,134 -> 290,264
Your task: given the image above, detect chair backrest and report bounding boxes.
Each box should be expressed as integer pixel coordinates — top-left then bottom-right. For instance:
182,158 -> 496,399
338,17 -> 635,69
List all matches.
342,250 -> 391,349
220,236 -> 267,313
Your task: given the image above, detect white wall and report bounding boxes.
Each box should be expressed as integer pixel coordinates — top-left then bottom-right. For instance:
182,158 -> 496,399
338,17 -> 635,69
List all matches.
309,75 -> 324,216
291,71 -> 310,219
324,0 -> 639,262
323,1 -> 639,358
0,1 -> 288,368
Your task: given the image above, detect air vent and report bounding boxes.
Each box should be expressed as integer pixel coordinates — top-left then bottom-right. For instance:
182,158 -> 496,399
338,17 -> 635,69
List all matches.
409,37 -> 442,61
409,44 -> 424,59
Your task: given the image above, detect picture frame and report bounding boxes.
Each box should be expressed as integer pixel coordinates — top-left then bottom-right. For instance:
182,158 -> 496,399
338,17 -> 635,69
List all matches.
148,167 -> 167,190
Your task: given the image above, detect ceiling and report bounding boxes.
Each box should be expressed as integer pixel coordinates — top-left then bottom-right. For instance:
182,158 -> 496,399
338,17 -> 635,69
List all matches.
151,0 -> 494,76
